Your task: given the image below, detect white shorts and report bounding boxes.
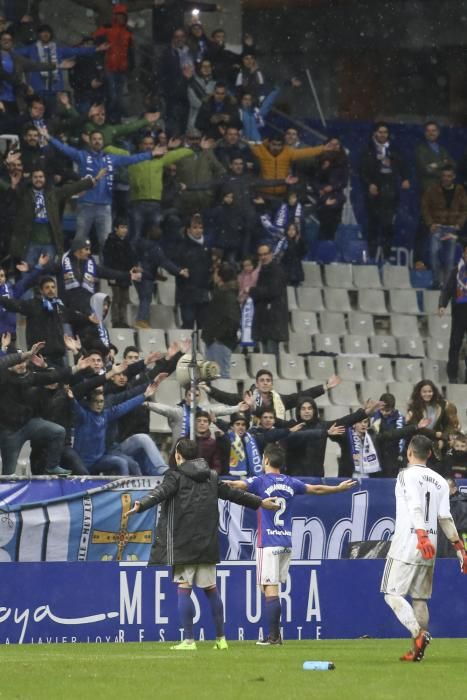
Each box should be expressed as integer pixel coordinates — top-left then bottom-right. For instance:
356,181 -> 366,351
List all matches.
256,546 -> 292,586
380,556 -> 434,600
172,564 -> 216,588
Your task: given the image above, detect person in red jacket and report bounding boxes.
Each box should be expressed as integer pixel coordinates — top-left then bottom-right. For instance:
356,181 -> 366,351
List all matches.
93,4 -> 134,123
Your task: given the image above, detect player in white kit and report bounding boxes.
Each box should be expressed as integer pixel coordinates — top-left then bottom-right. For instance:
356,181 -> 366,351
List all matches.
230,443 -> 356,645
381,435 -> 467,661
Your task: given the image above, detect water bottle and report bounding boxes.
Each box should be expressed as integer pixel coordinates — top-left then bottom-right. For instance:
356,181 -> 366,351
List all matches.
303,661 -> 335,671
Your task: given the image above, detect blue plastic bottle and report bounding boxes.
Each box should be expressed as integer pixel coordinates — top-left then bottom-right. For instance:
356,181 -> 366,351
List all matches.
303,661 -> 335,671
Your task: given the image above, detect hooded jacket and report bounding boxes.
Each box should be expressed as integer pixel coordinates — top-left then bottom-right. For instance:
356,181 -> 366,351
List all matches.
138,457 -> 263,565
81,292 -> 111,351
94,5 -> 134,74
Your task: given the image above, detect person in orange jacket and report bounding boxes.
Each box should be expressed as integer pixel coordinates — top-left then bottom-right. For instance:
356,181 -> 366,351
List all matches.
93,3 -> 134,122
248,135 -> 335,197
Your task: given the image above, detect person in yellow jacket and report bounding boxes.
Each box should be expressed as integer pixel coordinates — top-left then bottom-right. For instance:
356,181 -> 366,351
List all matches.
248,135 -> 335,197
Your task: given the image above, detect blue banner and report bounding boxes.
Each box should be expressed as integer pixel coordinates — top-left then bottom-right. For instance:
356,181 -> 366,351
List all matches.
0,561 -> 466,644
0,478 -> 465,563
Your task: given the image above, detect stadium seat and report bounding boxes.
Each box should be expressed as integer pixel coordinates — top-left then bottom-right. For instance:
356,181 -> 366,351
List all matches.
336,357 -> 365,382
319,311 -> 347,335
137,328 -> 168,355
393,358 -> 423,384
348,312 -> 375,336
352,265 -> 382,289
381,264 -> 412,289
307,355 -> 336,381
426,337 -> 450,362
302,262 -> 322,287
386,382 -> 413,412
109,328 -> 135,348
156,379 -> 182,405
273,379 -> 300,397
445,385 -> 467,413
150,305 -> 177,330
422,359 -> 449,385
360,380 -> 388,402
342,335 -> 370,355
129,284 -> 139,306
324,263 -> 354,288
323,288 -> 352,312
388,290 -> 421,315
390,314 -> 421,337
365,357 -> 394,382
296,287 -> 325,312
287,332 -> 313,355
313,334 -> 341,354
149,410 -> 171,434
427,314 -> 452,337
278,353 -> 308,381
290,310 -> 319,334
157,281 -> 176,307
422,290 -> 450,315
249,354 -> 278,377
369,335 -> 398,355
328,381 -> 360,406
287,286 -> 298,310
323,436 -> 341,477
357,289 -> 388,314
229,354 -> 248,381
211,379 -> 239,394
397,337 -> 426,358
322,405 -> 351,422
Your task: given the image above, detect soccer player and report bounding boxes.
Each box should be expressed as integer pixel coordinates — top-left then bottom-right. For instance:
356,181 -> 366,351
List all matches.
230,443 -> 356,645
125,438 -> 279,650
381,435 -> 467,662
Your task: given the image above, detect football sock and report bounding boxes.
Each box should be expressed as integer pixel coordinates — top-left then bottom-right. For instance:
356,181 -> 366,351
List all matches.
177,587 -> 195,640
204,586 -> 225,638
265,596 -> 281,639
384,594 -> 420,638
412,599 -> 429,630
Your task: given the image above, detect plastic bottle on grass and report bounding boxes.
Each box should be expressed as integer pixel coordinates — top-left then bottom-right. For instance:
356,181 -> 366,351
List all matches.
303,661 -> 335,671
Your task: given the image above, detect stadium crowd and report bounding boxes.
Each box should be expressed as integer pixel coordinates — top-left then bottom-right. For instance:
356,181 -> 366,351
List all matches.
0,2 -> 466,479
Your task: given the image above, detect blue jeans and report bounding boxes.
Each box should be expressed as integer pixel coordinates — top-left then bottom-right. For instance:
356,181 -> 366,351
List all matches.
0,418 -> 65,476
88,451 -> 140,476
430,230 -> 458,287
135,278 -> 155,322
129,201 -> 161,245
205,342 -> 232,379
105,72 -> 127,123
76,203 -> 112,252
24,243 -> 57,267
118,434 -> 167,476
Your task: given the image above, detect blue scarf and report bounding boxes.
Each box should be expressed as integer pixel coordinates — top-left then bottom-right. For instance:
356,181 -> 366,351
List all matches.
180,403 -> 191,437
347,427 -> 381,475
240,296 -> 255,347
228,430 -> 262,476
33,189 -> 49,223
42,297 -> 64,312
62,252 -> 97,294
456,257 -> 467,304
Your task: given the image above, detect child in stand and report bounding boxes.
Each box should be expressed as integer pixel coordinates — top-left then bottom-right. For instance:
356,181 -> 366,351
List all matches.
274,222 -> 306,287
102,218 -> 135,328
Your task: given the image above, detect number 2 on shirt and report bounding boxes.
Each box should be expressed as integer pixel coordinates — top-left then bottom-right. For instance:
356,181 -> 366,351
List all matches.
274,497 -> 287,527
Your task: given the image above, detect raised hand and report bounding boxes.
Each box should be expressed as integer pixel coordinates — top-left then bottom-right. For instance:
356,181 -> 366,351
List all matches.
327,423 -> 346,436
261,497 -> 280,511
325,374 -> 341,390
152,145 -> 168,157
153,372 -> 169,389
290,422 -> 305,432
76,355 -> 95,371
95,42 -> 111,52
417,418 -> 431,429
16,261 -> 29,273
94,168 -> 108,182
58,59 -> 76,70
1,332 -> 11,351
30,353 -> 47,369
337,479 -> 357,491
144,111 -> 161,124
168,137 -> 182,150
364,399 -> 385,415
145,351 -> 164,365
125,500 -> 141,517
38,253 -> 50,267
130,267 -> 142,282
200,136 -> 214,150
29,341 -> 46,356
178,268 -> 189,278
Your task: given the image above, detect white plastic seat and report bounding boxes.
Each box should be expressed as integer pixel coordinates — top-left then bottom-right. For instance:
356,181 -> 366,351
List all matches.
150,305 -> 177,329
323,288 -> 352,313
381,264 -> 412,289
357,289 -> 387,314
423,290 -> 450,315
336,357 -> 365,382
391,314 -> 420,337
322,405 -> 351,422
302,262 -> 322,287
360,380 -> 388,402
278,353 -> 308,381
324,263 -> 354,288
137,328 -> 168,355
397,337 -> 425,358
426,337 -> 450,362
212,379 -> 239,394
290,310 -> 319,334
369,335 -> 398,356
157,281 -> 176,307
319,311 -> 347,335
109,328 -> 135,349
365,357 -> 394,382
427,315 -> 452,338
149,411 -> 171,434
393,358 -> 423,384
342,335 -> 370,355
445,385 -> 467,412
388,290 -> 420,315
296,287 -> 324,312
352,265 -> 382,289
287,332 -> 313,355
249,354 -> 278,378
328,381 -> 360,406
348,312 -> 375,336
313,334 -> 341,355
386,382 -> 413,413
273,379 -> 299,397
307,355 -> 336,381
287,286 -> 298,310
229,354 -> 248,380
422,359 -> 449,385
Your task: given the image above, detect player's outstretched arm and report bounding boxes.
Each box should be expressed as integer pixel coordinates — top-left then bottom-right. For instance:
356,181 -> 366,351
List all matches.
226,479 -> 248,490
438,516 -> 467,573
305,479 -> 357,495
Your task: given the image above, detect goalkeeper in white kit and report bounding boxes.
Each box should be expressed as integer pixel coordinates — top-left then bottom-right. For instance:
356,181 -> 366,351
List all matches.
381,435 -> 467,661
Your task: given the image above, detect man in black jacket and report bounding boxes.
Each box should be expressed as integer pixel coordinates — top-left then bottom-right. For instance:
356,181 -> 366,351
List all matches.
202,263 -> 240,378
438,243 -> 467,383
126,437 -> 278,650
174,214 -> 211,329
249,243 -> 288,357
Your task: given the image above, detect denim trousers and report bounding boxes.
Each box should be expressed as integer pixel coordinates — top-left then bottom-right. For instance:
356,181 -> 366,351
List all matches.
76,203 -> 112,252
430,231 -> 458,287
129,200 -> 162,245
0,418 -> 65,475
205,342 -> 232,379
118,433 -> 168,476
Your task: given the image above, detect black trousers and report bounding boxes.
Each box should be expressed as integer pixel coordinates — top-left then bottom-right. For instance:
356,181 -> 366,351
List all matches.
447,303 -> 467,381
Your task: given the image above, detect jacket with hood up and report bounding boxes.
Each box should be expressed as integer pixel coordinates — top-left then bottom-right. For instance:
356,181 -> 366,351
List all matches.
93,5 -> 134,74
138,457 -> 263,565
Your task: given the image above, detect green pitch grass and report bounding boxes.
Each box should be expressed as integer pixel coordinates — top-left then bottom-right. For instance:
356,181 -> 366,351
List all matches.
1,639 -> 465,700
